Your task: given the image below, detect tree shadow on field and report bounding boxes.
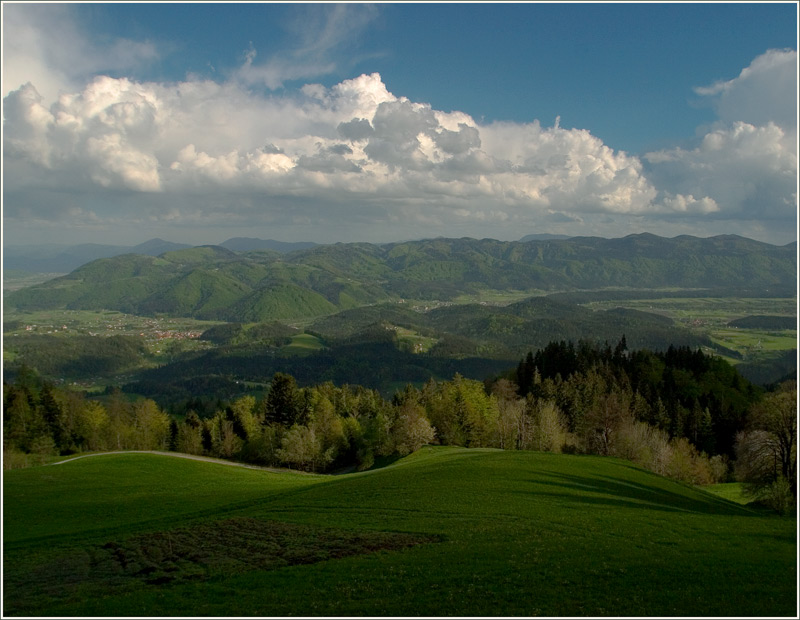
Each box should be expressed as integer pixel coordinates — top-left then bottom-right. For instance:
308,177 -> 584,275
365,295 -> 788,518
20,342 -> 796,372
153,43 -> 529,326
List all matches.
330,453 -> 404,475
525,471 -> 756,516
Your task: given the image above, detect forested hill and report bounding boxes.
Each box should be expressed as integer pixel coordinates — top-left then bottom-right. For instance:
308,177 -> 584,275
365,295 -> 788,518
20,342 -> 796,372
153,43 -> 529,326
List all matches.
6,233 -> 796,322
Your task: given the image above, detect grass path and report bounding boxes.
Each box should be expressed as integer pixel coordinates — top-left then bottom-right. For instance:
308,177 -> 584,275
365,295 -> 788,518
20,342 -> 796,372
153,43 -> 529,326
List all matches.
48,450 -> 318,475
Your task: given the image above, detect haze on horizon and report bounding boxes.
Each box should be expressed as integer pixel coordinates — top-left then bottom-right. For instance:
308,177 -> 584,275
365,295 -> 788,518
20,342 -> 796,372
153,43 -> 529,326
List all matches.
2,2 -> 798,248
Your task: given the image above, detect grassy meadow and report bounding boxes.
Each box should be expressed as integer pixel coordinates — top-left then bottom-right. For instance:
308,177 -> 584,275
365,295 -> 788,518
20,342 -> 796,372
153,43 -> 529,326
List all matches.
3,447 -> 796,617
279,333 -> 326,356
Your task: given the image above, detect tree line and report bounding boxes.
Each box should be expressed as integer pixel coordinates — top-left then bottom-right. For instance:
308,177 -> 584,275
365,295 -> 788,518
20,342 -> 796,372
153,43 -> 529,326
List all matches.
515,338 -> 758,458
4,339 -> 795,512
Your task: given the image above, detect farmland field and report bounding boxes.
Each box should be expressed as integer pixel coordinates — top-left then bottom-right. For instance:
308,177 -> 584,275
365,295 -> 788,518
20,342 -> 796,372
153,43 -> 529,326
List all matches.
3,448 -> 796,617
2,309 -> 221,344
394,326 -> 439,353
584,296 -> 797,365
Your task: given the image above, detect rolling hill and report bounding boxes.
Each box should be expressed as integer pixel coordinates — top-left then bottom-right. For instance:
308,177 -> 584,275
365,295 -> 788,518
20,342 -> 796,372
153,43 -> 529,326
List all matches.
3,448 -> 795,616
5,234 -> 796,323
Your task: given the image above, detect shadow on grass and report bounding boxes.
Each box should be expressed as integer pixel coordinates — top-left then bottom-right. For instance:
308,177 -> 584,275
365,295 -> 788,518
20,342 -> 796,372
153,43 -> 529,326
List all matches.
366,454 -> 405,471
527,471 -> 757,516
329,454 -> 404,475
3,517 -> 441,617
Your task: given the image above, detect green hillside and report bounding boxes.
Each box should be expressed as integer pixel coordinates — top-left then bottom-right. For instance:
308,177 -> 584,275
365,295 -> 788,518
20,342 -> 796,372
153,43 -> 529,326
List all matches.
160,245 -> 239,265
226,283 -> 339,322
5,234 -> 796,323
307,295 -> 711,358
139,269 -> 253,318
5,254 -> 171,313
3,448 -> 795,616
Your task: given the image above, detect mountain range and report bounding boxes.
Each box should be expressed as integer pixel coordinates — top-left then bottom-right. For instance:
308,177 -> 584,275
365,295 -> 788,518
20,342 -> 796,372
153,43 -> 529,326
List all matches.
5,235 -> 571,274
5,233 -> 796,324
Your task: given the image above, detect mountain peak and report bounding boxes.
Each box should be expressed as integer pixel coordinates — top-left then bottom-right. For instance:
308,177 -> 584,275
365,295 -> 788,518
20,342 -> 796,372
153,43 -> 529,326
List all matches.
131,239 -> 192,255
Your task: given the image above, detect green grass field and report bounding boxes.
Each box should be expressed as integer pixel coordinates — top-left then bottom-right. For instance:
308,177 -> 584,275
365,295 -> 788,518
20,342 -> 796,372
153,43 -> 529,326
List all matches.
3,447 -> 796,616
280,333 -> 325,356
710,328 -> 797,354
703,482 -> 752,505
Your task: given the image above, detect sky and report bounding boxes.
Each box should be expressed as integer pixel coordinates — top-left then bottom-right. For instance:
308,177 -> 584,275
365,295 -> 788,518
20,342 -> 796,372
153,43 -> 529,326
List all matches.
2,2 -> 798,247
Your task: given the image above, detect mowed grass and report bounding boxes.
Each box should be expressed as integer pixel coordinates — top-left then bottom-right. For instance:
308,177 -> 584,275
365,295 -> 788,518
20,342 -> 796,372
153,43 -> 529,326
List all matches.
3,448 -> 796,617
3,454 -> 323,545
703,482 -> 752,505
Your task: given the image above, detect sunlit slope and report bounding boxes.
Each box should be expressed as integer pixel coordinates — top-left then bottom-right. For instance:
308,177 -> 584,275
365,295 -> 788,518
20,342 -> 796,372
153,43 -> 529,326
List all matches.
3,448 -> 796,617
267,445 -> 751,517
3,454 -> 324,545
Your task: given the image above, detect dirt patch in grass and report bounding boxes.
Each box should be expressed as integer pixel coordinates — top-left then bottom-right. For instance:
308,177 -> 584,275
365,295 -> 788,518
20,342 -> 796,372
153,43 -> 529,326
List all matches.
4,517 -> 440,614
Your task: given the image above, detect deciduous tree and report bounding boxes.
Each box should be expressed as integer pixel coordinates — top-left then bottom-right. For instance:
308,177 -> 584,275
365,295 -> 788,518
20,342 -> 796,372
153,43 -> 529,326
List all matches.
736,380 -> 797,499
391,400 -> 435,456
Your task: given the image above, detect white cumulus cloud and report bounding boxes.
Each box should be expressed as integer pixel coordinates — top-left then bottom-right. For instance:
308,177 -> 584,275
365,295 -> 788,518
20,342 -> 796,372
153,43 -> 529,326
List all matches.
5,71 -> 670,227
645,49 -> 797,226
2,28 -> 797,244
694,48 -> 797,130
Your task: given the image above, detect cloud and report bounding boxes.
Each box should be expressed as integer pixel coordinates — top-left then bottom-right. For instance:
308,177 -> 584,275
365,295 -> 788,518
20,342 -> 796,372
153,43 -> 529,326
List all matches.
234,4 -> 380,89
5,71 -> 664,217
694,48 -> 797,130
646,121 -> 796,220
4,77 -> 163,192
338,118 -> 375,141
3,43 -> 797,244
645,49 -> 797,225
2,4 -> 158,104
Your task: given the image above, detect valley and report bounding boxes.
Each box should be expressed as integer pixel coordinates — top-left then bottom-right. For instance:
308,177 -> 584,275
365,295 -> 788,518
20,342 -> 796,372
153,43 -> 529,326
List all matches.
4,235 -> 796,390
3,233 -> 796,618
4,288 -> 795,396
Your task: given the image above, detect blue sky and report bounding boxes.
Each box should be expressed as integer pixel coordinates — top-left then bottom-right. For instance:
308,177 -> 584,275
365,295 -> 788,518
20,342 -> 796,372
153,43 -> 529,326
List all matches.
3,2 -> 798,246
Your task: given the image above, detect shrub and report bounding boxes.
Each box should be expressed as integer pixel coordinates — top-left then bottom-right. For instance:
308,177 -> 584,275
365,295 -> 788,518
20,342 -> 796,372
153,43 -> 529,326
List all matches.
612,418 -> 671,476
666,437 -> 713,485
762,477 -> 795,515
708,454 -> 731,483
2,448 -> 43,470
